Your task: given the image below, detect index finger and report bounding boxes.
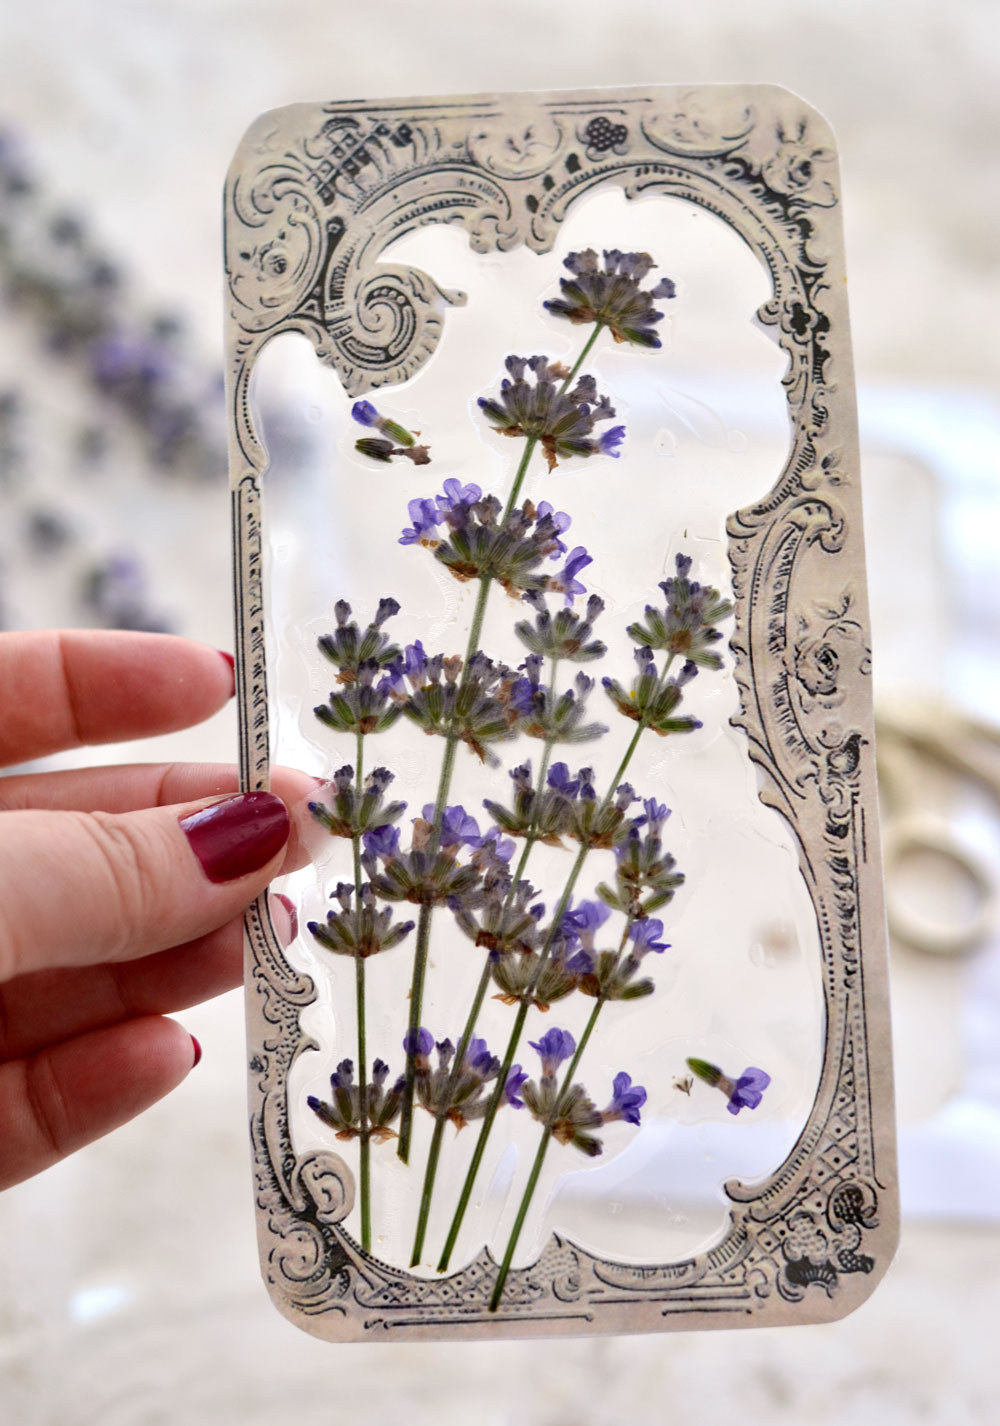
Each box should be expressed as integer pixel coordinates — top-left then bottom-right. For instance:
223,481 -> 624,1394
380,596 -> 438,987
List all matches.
0,630 -> 235,768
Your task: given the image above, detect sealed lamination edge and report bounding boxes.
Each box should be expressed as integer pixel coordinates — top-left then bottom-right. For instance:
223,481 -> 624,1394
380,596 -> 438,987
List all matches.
225,83 -> 898,1341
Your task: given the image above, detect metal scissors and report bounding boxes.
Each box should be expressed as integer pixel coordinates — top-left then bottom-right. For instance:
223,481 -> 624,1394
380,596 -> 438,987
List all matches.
876,702 -> 1000,956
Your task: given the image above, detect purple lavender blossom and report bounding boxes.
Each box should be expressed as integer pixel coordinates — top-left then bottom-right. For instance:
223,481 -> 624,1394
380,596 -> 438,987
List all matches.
480,826 -> 516,862
629,918 -> 670,958
352,399 -> 379,427
362,824 -> 401,860
562,899 -> 612,949
504,1065 -> 529,1109
463,1036 -> 495,1078
547,762 -> 581,798
726,1067 -> 771,1115
598,425 -> 626,457
564,947 -> 596,978
427,804 -> 483,850
530,1026 -> 576,1077
686,1058 -> 771,1115
399,497 -> 443,546
436,477 -> 482,512
403,640 -> 428,683
403,1027 -> 435,1060
549,545 -> 593,604
535,500 -> 571,557
601,1071 -> 647,1126
639,798 -> 670,826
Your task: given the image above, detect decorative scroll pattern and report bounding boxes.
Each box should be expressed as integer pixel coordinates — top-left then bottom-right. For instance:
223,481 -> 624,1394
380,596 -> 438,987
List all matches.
226,85 -> 896,1341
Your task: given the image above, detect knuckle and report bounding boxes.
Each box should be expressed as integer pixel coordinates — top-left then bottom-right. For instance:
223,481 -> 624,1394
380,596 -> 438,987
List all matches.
75,810 -> 159,959
22,1053 -> 71,1161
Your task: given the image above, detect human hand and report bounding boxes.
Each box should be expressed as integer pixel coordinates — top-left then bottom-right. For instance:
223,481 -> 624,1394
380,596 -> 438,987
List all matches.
0,629 -> 313,1189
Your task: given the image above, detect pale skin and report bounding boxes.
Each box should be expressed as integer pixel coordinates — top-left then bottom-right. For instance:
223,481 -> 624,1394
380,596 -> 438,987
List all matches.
0,629 -> 314,1189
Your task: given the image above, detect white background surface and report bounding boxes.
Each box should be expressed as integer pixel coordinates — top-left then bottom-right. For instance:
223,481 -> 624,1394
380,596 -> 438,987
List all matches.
1,3 -> 999,1423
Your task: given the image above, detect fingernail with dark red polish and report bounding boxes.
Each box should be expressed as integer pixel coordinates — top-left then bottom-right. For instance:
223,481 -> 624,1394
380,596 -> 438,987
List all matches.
271,891 -> 299,944
190,1035 -> 203,1068
180,791 -> 290,884
218,650 -> 236,693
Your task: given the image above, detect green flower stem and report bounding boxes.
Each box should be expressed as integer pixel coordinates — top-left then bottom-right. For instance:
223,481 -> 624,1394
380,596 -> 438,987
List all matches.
398,570 -> 493,1163
558,322 -> 603,392
436,843 -> 588,1272
410,1110 -> 448,1266
500,436 -> 540,524
403,319 -> 609,1168
411,659 -> 564,1256
559,916 -> 634,1084
353,728 -> 371,1252
488,1122 -> 552,1311
490,913 -> 636,1307
437,653 -> 675,1270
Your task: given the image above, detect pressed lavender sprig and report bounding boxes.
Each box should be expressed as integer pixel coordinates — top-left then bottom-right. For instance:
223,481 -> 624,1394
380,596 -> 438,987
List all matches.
488,1027 -> 646,1310
437,631 -> 703,1272
406,605 -> 607,1254
308,1058 -> 406,1144
627,554 -> 734,669
407,1029 -> 524,1266
394,321 -> 624,1162
400,479 -> 584,602
386,641 -> 516,765
308,599 -> 408,1252
544,248 -> 676,348
477,356 -> 624,473
407,706 -> 581,1252
595,797 -> 684,920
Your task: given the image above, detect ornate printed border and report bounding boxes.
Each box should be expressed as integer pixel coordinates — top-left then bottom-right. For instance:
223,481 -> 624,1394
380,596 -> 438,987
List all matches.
225,84 -> 897,1340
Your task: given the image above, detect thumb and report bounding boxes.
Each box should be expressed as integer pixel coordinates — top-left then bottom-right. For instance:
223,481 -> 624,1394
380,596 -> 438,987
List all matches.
0,791 -> 291,981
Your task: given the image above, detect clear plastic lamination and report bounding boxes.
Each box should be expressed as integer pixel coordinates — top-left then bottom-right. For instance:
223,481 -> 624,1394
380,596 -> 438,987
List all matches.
250,187 -> 824,1284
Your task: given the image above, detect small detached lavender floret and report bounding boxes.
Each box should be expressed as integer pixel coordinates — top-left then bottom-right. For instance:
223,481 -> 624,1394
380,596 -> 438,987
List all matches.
601,1072 -> 647,1126
544,248 -> 676,349
352,399 -> 430,463
686,1058 -> 771,1115
478,356 -> 624,472
355,436 -> 431,466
